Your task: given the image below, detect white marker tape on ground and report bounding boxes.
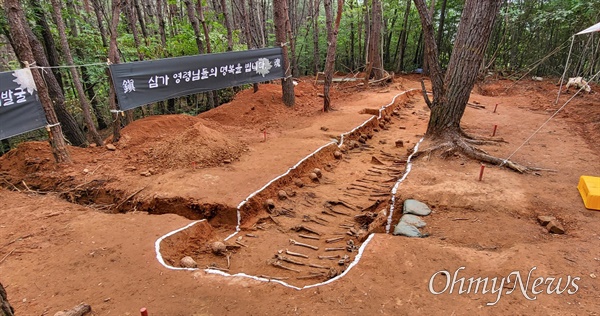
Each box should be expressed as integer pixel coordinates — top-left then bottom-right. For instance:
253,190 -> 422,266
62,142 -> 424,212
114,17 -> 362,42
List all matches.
386,137 -> 424,233
155,220 -> 206,271
155,89 -> 417,288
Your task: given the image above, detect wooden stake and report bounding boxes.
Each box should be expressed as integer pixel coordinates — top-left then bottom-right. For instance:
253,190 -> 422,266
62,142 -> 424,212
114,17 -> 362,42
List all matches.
479,165 -> 485,181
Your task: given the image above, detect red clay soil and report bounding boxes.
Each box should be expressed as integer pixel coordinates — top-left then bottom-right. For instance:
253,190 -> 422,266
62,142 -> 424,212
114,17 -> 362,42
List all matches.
0,76 -> 599,315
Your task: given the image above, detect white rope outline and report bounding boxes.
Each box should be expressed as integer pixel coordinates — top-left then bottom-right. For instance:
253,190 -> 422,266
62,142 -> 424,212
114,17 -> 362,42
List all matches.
155,89 -> 418,289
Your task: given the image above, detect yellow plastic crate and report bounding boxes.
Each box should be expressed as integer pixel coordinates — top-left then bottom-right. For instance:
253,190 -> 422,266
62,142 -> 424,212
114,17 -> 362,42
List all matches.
578,176 -> 600,211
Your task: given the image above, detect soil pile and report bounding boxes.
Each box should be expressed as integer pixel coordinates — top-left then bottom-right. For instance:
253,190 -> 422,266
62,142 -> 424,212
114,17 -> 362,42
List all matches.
200,81 -> 328,130
118,114 -> 199,149
147,121 -> 246,169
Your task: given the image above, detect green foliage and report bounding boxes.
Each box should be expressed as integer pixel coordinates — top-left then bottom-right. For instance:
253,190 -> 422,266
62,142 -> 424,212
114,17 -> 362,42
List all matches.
3,0 -> 600,146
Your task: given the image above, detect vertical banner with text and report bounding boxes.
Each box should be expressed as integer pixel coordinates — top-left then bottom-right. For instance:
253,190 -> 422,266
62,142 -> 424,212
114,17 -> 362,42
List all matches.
0,69 -> 47,140
109,47 -> 285,111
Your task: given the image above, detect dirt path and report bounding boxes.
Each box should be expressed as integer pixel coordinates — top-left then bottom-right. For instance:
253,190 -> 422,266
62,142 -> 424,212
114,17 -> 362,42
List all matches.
0,77 -> 599,315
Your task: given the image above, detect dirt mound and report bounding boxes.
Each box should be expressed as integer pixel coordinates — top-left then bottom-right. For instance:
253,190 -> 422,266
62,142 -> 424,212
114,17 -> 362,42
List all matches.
0,141 -> 54,175
118,114 -> 199,148
147,122 -> 246,169
200,81 -> 326,130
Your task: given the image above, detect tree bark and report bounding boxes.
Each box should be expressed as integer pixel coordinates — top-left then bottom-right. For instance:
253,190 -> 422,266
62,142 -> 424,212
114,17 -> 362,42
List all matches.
50,0 -> 104,146
248,0 -> 265,47
323,0 -> 344,112
286,2 -> 299,77
367,0 -> 384,80
220,0 -> 234,51
81,66 -> 108,129
196,1 -> 218,108
20,20 -> 88,147
156,0 -> 167,47
436,0 -> 447,54
108,0 -> 123,143
413,0 -> 502,138
311,0 -> 320,73
29,0 -> 65,91
184,0 -> 205,54
422,0 -> 435,75
133,0 -> 149,41
396,0 -> 411,72
239,0 -> 259,92
0,282 -> 14,316
274,0 -> 295,107
124,0 -> 144,60
91,0 -> 109,47
65,0 -> 79,36
384,8 -> 398,65
349,0 -> 355,70
5,0 -> 71,163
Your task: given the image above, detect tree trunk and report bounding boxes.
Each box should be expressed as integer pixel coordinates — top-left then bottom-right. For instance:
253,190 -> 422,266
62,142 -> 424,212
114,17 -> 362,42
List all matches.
311,0 -> 320,73
133,0 -> 149,42
323,0 -> 344,112
220,0 -> 234,51
0,282 -> 14,316
349,0 -> 355,70
368,0 -> 384,80
396,0 -> 411,72
108,0 -> 123,143
239,0 -> 260,92
156,0 -> 167,47
6,0 -> 71,163
436,0 -> 447,54
384,8 -> 398,65
184,0 -> 205,54
20,22 -> 88,147
413,0 -> 502,138
196,1 -> 217,108
196,2 -> 212,53
274,0 -> 295,107
124,0 -> 144,60
65,0 -> 79,36
286,0 -> 299,77
91,0 -> 109,47
29,0 -> 65,91
81,66 -> 108,129
422,0 -> 435,75
248,0 -> 265,47
50,0 -> 104,146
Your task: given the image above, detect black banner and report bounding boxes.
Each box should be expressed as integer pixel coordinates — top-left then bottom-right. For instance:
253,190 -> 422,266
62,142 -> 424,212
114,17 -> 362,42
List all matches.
109,47 -> 285,111
0,69 -> 47,140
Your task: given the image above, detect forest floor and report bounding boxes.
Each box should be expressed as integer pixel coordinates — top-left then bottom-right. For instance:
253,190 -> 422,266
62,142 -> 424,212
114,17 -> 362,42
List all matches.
0,75 -> 599,315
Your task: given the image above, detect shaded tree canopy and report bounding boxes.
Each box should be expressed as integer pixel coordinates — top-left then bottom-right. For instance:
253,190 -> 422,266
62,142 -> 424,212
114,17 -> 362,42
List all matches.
0,0 -> 598,152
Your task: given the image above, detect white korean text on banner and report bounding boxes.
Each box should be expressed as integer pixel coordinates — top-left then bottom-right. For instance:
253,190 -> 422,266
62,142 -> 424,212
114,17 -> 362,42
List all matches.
109,47 -> 285,111
0,69 -> 47,140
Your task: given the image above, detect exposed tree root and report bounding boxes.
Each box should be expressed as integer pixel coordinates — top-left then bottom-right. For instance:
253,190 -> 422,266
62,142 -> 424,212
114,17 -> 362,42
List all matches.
460,130 -> 507,144
413,135 -> 534,173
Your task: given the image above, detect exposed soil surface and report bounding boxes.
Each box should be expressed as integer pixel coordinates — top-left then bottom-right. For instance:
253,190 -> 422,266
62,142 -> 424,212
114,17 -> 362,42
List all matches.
0,76 -> 599,315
